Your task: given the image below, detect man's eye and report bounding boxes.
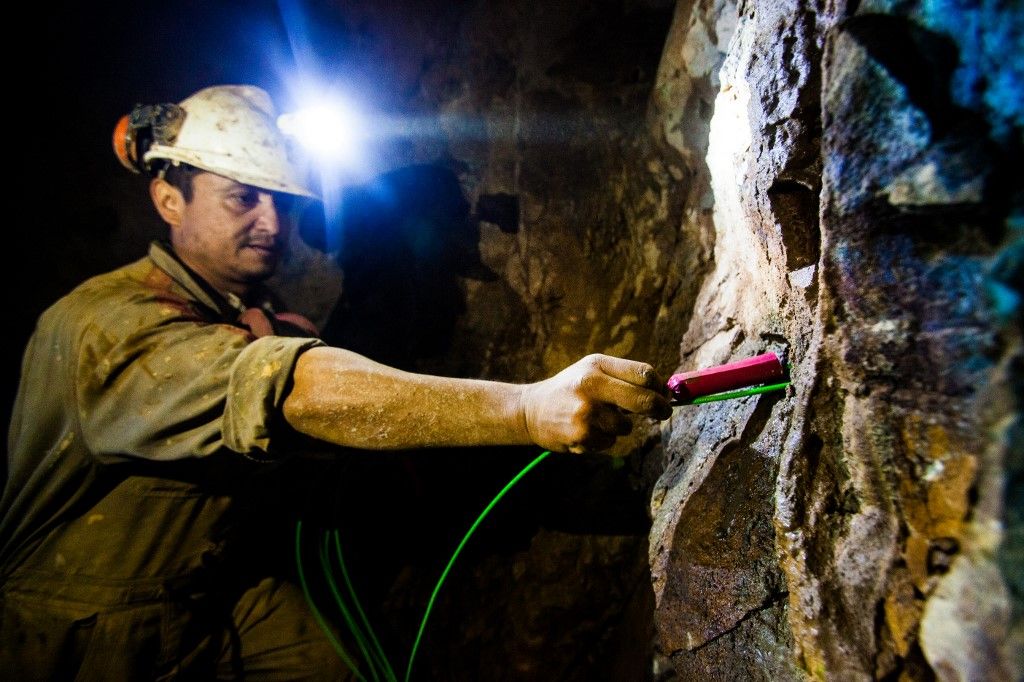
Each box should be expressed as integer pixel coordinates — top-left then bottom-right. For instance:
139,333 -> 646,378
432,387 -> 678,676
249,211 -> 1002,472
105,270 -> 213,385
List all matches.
229,191 -> 260,209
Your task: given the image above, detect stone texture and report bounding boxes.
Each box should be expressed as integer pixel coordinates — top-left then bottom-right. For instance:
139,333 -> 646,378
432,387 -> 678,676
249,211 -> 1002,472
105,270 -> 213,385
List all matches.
648,0 -> 827,676
648,0 -> 1021,679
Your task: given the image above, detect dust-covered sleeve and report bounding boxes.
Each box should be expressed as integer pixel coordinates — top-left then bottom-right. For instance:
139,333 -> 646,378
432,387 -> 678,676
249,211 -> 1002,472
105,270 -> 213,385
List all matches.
73,290 -> 324,463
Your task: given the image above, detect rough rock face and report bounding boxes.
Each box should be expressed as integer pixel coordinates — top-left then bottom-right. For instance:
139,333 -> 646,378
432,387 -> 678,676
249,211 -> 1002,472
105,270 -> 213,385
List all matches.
648,0 -> 1022,679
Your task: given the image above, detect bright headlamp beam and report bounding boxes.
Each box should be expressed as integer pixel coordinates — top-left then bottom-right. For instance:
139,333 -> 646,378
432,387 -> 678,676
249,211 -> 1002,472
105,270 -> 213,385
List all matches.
277,100 -> 366,167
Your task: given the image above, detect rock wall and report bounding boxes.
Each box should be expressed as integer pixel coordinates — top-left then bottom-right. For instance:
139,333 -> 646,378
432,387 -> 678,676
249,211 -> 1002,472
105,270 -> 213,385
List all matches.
648,0 -> 1022,679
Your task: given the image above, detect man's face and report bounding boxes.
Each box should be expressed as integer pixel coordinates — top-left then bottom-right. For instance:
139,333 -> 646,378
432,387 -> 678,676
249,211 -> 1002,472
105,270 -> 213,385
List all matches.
168,172 -> 295,296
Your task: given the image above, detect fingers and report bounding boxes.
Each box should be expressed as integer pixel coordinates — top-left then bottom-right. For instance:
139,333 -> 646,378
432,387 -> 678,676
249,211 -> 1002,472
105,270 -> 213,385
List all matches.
579,371 -> 671,419
524,354 -> 672,455
573,402 -> 644,456
584,354 -> 671,418
589,354 -> 664,391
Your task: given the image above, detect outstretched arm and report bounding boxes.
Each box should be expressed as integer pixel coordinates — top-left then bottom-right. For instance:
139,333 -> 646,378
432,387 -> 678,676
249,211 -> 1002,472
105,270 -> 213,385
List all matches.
282,348 -> 671,454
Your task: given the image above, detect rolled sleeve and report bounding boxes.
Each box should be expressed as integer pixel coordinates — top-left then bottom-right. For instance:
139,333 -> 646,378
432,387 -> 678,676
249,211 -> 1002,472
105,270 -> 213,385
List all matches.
74,288 -> 324,463
223,335 -> 323,457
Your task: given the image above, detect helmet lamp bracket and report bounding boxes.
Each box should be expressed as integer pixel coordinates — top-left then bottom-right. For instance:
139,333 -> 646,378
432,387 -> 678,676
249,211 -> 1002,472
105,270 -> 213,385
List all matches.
114,103 -> 186,174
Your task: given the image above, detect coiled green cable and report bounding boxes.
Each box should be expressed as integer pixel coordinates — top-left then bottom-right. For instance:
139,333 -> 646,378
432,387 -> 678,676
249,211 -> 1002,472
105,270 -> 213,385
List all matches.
319,531 -> 383,682
334,529 -> 398,682
295,520 -> 368,682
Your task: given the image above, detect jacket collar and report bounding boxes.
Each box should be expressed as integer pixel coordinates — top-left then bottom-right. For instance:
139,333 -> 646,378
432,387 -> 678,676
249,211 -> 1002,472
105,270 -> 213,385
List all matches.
147,240 -> 272,320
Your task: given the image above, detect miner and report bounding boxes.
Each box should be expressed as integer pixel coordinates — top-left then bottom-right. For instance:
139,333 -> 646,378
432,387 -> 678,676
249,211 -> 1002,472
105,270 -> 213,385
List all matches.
0,85 -> 671,679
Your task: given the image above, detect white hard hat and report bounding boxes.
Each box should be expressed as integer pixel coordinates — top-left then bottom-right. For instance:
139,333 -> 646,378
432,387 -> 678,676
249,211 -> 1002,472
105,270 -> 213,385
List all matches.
142,85 -> 317,198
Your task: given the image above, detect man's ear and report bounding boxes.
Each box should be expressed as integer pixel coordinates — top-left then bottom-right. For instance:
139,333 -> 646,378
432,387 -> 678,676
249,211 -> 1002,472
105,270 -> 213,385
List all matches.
150,177 -> 185,226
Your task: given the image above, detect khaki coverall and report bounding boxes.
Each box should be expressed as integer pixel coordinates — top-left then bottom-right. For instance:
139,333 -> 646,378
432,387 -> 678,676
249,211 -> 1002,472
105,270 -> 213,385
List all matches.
1,241 -> 352,680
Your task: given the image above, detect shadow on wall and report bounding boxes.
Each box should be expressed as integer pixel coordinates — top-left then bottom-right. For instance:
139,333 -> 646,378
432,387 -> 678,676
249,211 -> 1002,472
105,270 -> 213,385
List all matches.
300,162 -> 519,373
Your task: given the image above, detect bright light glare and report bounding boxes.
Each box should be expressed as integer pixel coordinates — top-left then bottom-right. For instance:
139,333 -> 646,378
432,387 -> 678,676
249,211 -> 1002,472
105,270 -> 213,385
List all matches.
277,99 -> 366,168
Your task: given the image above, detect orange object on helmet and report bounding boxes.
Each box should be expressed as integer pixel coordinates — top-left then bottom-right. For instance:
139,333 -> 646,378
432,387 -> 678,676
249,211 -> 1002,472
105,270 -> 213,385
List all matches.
111,114 -> 134,171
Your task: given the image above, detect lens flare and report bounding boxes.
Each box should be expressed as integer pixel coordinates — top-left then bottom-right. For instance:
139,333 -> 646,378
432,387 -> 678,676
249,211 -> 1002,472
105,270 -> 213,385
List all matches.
277,98 -> 366,168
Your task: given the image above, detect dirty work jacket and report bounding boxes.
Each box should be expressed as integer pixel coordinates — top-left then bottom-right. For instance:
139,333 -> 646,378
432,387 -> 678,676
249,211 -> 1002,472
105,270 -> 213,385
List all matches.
0,240 -> 325,604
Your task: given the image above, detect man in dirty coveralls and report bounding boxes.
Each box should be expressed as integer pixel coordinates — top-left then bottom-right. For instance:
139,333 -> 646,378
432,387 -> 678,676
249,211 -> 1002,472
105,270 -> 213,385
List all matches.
0,85 -> 672,679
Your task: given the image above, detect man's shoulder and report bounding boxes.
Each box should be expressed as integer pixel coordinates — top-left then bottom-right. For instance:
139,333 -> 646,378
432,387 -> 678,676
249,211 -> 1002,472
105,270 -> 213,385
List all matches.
41,254 -> 199,331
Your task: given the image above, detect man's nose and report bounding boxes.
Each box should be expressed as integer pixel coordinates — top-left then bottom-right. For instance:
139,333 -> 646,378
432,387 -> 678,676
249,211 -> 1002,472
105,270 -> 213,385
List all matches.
252,192 -> 281,234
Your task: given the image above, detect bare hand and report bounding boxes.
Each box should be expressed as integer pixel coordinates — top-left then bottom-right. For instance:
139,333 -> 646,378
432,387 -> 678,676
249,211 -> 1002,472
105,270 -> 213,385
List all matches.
519,354 -> 672,454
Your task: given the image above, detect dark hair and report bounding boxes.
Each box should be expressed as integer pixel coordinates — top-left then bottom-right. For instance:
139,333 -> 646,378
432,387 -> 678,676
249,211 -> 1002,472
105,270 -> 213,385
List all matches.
159,162 -> 205,203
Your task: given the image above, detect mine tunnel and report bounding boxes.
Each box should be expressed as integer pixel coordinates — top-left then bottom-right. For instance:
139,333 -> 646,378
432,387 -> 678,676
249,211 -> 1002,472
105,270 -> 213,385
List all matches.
5,0 -> 1022,680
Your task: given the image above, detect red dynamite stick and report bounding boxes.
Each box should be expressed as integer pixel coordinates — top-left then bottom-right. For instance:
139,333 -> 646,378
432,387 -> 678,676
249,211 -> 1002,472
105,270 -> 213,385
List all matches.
667,352 -> 785,402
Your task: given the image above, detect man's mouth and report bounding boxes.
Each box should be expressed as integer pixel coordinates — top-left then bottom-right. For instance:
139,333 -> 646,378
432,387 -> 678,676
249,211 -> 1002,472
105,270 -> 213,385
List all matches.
244,242 -> 280,255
